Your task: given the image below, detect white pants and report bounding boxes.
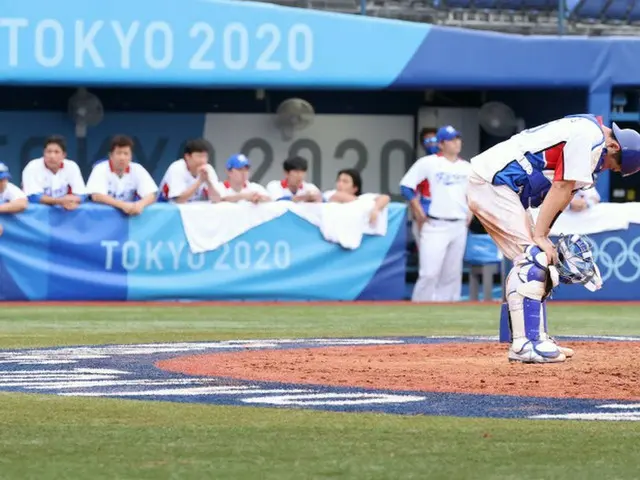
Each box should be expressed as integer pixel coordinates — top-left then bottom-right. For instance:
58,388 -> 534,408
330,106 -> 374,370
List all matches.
412,218 -> 468,303
466,171 -> 534,261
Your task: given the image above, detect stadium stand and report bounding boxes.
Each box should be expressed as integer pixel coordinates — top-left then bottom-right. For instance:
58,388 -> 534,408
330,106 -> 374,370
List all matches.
240,0 -> 640,35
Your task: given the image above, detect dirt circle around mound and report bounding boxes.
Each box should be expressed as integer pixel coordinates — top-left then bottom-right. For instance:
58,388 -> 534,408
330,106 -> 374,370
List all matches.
157,341 -> 640,401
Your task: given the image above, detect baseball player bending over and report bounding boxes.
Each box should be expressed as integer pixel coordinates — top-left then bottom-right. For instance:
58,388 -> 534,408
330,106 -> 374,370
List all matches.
400,126 -> 472,303
86,135 -> 158,216
218,154 -> 271,204
22,136 -> 87,211
323,168 -> 390,226
467,114 -> 640,363
0,163 -> 28,237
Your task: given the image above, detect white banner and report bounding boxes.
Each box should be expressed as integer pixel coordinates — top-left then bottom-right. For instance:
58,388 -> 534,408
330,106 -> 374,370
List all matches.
203,113 -> 415,197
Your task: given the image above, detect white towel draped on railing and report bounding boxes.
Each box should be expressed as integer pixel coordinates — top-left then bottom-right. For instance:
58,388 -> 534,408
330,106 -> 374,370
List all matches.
177,196 -> 389,254
529,202 -> 640,236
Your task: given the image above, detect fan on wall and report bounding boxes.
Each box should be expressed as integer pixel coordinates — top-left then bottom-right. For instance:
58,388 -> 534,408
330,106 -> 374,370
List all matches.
478,101 -> 524,138
274,98 -> 315,141
68,87 -> 104,139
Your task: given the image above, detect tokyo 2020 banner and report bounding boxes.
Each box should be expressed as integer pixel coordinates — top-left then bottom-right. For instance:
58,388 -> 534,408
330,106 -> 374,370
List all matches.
0,203 -> 407,301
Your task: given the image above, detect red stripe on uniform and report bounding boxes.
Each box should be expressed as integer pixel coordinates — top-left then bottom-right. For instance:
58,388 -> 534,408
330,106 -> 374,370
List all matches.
417,180 -> 431,198
544,142 -> 566,181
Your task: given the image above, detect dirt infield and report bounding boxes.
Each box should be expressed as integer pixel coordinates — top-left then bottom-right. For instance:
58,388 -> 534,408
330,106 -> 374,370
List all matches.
158,341 -> 640,401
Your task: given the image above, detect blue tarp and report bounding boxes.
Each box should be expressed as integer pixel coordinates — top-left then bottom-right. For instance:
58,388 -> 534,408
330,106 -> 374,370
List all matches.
0,203 -> 408,301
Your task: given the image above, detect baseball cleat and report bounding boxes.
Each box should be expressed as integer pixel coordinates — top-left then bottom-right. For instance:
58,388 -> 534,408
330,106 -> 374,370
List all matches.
508,339 -> 567,364
545,336 -> 574,358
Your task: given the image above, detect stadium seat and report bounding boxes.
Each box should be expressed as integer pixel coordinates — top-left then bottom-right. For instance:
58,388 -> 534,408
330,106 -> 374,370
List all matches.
628,0 -> 640,20
475,0 -> 501,9
520,0 -> 558,11
443,0 -> 473,8
605,0 -> 633,20
464,234 -> 504,302
572,0 -> 607,19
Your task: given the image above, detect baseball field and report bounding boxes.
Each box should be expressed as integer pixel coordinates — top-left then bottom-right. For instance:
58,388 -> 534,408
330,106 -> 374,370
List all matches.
0,302 -> 639,479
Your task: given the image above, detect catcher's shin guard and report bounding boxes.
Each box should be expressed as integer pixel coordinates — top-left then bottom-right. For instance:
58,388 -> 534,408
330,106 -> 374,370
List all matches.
502,246 -> 559,343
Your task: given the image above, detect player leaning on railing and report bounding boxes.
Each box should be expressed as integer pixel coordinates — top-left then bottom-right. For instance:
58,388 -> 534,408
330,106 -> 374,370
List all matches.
467,114 -> 640,363
0,163 -> 28,237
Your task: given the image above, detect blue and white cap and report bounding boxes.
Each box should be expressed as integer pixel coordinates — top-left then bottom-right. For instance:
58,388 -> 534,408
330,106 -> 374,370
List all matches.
612,123 -> 640,177
226,154 -> 251,170
436,125 -> 461,143
0,162 -> 11,180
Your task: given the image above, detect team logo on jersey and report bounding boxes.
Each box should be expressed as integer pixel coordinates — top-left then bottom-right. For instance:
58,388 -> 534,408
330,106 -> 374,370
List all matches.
435,172 -> 467,186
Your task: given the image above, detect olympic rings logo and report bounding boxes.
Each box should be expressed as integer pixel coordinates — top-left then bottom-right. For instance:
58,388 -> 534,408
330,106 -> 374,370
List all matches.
584,236 -> 640,283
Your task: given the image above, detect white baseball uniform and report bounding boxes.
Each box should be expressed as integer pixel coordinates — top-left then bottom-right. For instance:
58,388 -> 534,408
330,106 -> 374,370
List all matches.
0,183 -> 27,204
21,157 -> 87,200
218,180 -> 269,201
159,159 -> 219,202
86,161 -> 158,202
467,115 -> 605,260
266,179 -> 320,201
400,154 -> 472,302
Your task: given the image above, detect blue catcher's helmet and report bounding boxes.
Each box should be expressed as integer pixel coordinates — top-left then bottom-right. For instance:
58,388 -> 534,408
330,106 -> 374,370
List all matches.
555,234 -> 603,292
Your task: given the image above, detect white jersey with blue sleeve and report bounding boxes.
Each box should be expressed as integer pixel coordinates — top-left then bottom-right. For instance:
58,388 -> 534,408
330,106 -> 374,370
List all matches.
0,183 -> 27,204
470,115 -> 605,207
400,154 -> 471,220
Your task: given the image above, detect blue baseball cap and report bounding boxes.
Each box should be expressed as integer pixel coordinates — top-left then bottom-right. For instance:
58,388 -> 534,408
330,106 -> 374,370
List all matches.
612,123 -> 640,177
226,154 -> 251,170
0,162 -> 11,180
436,125 -> 461,143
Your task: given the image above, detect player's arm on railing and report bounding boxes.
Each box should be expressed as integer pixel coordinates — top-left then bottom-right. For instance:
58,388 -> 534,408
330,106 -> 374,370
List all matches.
136,193 -> 157,209
91,193 -> 131,213
173,180 -> 204,204
369,194 -> 390,226
0,197 -> 28,213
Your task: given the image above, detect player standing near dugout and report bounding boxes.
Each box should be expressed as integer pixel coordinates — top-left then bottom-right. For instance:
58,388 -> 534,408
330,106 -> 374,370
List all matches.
400,125 -> 472,303
467,114 -> 640,363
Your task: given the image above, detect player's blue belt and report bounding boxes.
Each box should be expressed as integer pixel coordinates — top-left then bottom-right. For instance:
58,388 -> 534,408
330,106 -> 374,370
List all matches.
428,215 -> 465,222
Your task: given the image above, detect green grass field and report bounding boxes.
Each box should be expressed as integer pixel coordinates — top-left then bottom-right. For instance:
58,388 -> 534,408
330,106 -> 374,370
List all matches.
0,303 -> 639,479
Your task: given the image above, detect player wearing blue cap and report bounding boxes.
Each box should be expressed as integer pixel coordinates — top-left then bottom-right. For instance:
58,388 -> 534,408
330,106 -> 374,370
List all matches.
467,114 -> 640,363
400,125 -> 472,302
218,154 -> 271,204
0,163 -> 28,237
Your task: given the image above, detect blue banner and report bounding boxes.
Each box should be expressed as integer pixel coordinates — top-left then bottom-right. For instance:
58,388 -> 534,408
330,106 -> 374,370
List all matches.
0,203 -> 407,301
2,0 -> 640,88
0,0 -> 428,87
552,226 -> 640,301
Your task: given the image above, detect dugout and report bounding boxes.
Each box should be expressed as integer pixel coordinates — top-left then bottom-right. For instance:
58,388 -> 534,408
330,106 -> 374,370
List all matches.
2,0 -> 640,200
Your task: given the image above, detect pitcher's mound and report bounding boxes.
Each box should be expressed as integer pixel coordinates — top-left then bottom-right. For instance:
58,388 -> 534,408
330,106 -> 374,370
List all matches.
158,341 -> 640,401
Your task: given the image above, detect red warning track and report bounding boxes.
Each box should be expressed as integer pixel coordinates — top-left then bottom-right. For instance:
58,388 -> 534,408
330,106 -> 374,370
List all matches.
1,300 -> 639,307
